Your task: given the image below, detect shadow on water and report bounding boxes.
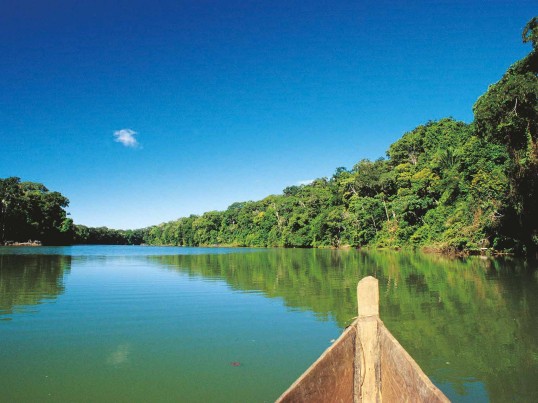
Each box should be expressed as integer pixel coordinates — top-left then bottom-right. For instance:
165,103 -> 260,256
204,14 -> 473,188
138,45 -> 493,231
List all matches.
149,249 -> 538,402
0,254 -> 71,317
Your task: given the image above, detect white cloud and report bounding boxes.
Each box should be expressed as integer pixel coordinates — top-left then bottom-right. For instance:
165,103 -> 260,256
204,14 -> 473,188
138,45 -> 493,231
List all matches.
113,129 -> 139,148
297,179 -> 314,186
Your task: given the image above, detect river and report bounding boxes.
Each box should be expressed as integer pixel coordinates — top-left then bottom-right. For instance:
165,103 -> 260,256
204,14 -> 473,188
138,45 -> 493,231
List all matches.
0,246 -> 536,402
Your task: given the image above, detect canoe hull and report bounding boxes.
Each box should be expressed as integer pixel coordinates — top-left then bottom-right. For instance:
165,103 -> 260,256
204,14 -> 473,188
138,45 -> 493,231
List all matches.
277,324 -> 357,403
277,277 -> 449,402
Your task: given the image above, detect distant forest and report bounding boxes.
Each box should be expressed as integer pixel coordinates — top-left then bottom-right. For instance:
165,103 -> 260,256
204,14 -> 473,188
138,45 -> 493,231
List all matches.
1,18 -> 537,255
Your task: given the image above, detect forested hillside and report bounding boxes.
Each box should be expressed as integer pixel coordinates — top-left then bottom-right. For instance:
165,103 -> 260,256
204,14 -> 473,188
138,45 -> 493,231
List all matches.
146,118 -> 503,252
145,18 -> 538,255
2,18 -> 537,254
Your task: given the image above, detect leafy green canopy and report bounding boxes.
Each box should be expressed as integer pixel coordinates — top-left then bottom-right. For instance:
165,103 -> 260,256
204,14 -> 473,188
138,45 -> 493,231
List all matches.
144,18 -> 538,255
473,16 -> 538,254
0,177 -> 73,245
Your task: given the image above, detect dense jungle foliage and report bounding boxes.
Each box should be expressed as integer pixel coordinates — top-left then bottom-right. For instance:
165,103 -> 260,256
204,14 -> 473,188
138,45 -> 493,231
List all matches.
145,18 -> 538,255
0,177 -> 73,245
1,18 -> 537,254
0,177 -> 146,246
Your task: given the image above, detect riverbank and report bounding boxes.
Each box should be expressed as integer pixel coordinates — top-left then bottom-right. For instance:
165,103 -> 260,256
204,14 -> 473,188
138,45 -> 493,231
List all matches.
1,240 -> 42,247
131,241 -> 519,258
3,238 -> 522,258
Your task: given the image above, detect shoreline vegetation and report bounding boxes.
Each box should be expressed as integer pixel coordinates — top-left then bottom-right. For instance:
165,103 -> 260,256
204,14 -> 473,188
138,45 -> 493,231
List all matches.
2,240 -> 42,247
1,18 -> 537,257
0,237 -> 516,259
0,242 -> 511,258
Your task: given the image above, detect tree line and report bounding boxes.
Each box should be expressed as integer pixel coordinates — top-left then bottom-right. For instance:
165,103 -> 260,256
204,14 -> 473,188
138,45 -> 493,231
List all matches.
2,18 -> 537,255
145,18 -> 538,255
0,177 -> 147,246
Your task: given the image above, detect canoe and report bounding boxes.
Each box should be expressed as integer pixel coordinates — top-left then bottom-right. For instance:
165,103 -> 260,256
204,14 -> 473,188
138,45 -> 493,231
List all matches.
276,276 -> 449,402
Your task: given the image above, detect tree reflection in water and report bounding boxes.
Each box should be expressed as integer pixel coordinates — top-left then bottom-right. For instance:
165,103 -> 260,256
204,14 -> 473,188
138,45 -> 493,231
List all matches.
0,254 -> 71,317
149,249 -> 538,402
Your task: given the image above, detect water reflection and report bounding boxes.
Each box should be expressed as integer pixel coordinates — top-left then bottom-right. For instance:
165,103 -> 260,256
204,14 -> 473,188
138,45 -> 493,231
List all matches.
149,249 -> 538,402
149,249 -> 362,324
0,254 -> 71,317
0,247 -> 536,402
106,343 -> 132,366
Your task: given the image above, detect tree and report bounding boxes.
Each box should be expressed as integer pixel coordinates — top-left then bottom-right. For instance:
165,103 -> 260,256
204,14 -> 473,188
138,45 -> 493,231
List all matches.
473,17 -> 538,255
523,16 -> 538,47
0,177 -> 73,245
0,177 -> 23,243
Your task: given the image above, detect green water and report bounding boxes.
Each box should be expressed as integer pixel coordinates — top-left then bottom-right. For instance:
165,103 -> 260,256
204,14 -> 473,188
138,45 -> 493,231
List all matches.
0,247 -> 536,402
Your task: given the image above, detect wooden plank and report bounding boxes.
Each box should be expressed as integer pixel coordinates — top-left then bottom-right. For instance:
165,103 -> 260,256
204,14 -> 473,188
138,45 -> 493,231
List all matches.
355,276 -> 381,403
357,276 -> 379,318
276,325 -> 356,403
379,323 -> 449,403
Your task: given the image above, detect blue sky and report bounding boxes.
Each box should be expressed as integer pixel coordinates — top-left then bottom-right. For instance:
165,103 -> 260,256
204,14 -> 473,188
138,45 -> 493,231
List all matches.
1,1 -> 536,229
